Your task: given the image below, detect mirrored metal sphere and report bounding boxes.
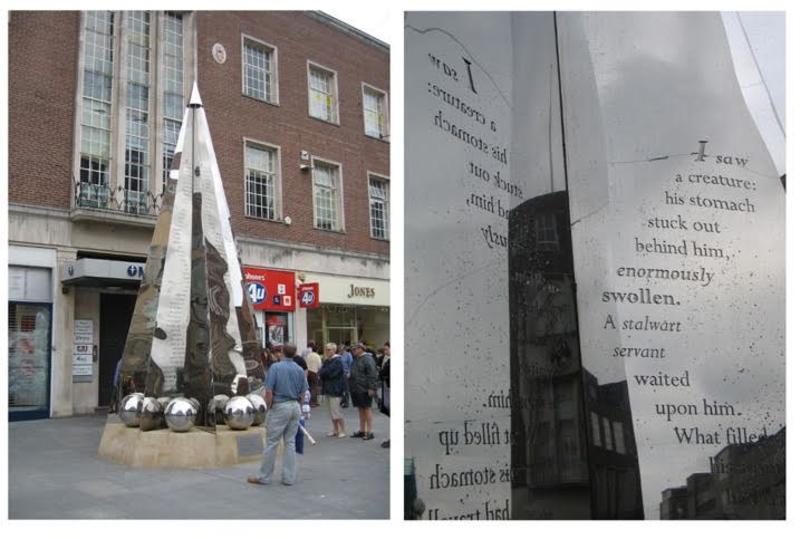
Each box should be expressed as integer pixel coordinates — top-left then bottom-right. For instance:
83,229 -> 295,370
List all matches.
246,393 -> 267,426
118,392 -> 144,427
208,394 -> 230,424
224,396 -> 255,430
164,397 -> 198,432
139,397 -> 164,431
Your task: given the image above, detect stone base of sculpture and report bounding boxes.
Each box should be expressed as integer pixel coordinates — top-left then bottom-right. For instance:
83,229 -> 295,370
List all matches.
97,416 -> 276,468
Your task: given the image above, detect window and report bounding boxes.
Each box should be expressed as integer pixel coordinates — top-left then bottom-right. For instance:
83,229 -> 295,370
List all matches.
362,84 -> 388,138
79,11 -> 115,206
368,174 -> 389,240
244,141 -> 279,220
162,12 -> 184,188
242,36 -> 277,104
603,417 -> 614,451
308,62 -> 338,123
558,419 -> 578,465
75,11 -> 190,215
613,421 -> 626,455
591,412 -> 602,447
312,160 -> 342,231
124,11 -> 151,212
534,213 -> 559,251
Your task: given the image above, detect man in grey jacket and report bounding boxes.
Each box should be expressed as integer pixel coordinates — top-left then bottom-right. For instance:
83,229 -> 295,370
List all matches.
349,342 -> 378,440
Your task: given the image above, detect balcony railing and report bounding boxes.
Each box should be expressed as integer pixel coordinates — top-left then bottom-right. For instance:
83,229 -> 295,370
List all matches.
74,180 -> 163,219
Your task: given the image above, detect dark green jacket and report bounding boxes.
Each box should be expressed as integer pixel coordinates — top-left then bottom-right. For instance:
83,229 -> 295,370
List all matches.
349,352 -> 378,393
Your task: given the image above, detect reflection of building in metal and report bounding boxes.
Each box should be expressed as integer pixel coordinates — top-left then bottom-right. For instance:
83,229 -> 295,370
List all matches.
509,191 -> 643,519
660,427 -> 785,519
660,485 -> 688,519
583,371 -> 643,518
404,457 -> 425,520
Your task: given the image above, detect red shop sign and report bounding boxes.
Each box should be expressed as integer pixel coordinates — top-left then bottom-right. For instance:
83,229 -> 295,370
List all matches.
297,283 -> 320,309
243,267 -> 296,312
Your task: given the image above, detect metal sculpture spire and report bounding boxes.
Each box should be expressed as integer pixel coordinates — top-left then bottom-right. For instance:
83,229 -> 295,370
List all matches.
113,83 -> 264,431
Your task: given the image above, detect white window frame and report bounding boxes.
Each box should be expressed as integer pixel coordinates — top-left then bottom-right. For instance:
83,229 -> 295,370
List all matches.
612,421 -> 626,455
160,11 -> 187,189
241,34 -> 279,105
367,172 -> 390,241
590,412 -> 602,447
243,137 -> 282,221
535,212 -> 559,250
307,60 -> 339,125
311,156 -> 345,232
602,416 -> 614,452
73,11 -> 196,209
361,82 -> 389,139
76,10 -> 118,204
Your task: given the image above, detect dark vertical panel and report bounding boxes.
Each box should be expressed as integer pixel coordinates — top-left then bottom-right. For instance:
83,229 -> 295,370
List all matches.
99,294 -> 136,406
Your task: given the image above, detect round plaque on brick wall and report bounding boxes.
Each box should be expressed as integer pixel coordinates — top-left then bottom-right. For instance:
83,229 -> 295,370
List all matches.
212,43 -> 227,64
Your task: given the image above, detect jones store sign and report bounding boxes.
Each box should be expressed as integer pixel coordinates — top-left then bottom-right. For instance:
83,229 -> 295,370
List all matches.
303,273 -> 389,306
347,284 -> 375,299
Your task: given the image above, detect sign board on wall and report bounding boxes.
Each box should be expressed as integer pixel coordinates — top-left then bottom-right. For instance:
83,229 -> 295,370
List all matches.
297,283 -> 320,309
61,259 -> 145,283
243,267 -> 296,312
72,319 -> 94,379
302,273 -> 389,306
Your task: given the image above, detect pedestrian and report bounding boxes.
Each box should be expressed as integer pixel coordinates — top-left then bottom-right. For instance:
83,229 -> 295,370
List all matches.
306,342 -> 322,407
110,357 -> 123,412
339,343 -> 353,408
247,341 -> 308,486
379,342 -> 390,449
285,342 -> 308,373
375,343 -> 385,372
319,342 -> 346,438
349,342 -> 378,440
261,348 -> 274,373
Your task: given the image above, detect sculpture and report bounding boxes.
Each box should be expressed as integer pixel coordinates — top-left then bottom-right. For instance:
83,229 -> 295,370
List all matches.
111,82 -> 265,433
223,396 -> 255,430
246,393 -> 268,426
119,393 -> 144,427
164,397 -> 199,433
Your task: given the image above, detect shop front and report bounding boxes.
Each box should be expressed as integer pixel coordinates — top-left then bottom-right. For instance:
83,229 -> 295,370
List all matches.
9,265 -> 54,421
243,266 -> 297,347
61,257 -> 142,412
303,273 -> 390,349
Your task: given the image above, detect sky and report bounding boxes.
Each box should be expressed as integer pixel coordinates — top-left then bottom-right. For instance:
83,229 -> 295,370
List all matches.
722,11 -> 785,175
322,8 -> 393,45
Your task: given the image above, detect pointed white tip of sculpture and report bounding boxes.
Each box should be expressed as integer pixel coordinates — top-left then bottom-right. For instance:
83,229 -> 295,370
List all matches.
189,81 -> 203,108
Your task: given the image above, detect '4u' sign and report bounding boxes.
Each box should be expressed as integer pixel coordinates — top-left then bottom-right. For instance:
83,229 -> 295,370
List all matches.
297,283 -> 319,309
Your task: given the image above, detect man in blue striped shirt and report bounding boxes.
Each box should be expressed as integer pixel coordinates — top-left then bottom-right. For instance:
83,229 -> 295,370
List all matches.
248,343 -> 309,486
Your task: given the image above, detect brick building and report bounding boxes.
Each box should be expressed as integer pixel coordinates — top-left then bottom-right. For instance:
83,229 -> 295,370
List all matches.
8,11 -> 390,420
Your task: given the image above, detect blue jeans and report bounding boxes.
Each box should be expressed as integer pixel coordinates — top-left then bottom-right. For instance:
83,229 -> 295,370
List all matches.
256,400 -> 301,485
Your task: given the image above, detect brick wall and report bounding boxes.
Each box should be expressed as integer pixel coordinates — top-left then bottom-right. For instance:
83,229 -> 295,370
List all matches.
8,11 -> 390,258
196,11 -> 390,257
9,11 -> 80,210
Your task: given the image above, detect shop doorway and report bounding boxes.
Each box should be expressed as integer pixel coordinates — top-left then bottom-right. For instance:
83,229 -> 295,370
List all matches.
98,293 -> 136,407
8,302 -> 52,421
327,326 -> 357,347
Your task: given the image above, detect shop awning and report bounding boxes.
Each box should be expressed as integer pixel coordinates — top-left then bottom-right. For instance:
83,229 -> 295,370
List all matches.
61,258 -> 144,289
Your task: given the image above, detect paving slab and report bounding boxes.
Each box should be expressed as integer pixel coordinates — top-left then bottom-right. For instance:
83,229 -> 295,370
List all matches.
9,404 -> 389,519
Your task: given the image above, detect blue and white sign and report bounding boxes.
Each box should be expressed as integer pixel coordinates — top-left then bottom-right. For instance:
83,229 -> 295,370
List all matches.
248,282 -> 267,306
